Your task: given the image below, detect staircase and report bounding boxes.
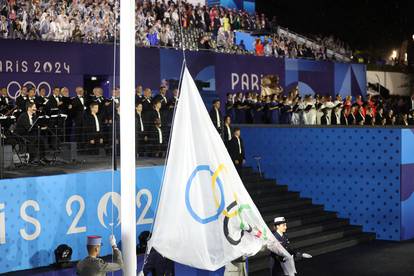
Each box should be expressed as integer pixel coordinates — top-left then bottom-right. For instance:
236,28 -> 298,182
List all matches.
240,167 -> 375,275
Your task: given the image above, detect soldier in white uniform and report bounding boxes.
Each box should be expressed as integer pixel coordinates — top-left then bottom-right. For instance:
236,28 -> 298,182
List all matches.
76,235 -> 123,276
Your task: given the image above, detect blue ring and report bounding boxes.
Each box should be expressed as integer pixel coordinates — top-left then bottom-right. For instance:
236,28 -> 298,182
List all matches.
185,165 -> 225,224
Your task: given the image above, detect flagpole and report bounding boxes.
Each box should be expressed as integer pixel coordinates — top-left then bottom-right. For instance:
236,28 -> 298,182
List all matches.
120,0 -> 136,275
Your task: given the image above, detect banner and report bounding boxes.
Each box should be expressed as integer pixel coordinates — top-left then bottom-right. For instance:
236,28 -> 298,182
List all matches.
0,40 -> 366,102
0,166 -> 163,273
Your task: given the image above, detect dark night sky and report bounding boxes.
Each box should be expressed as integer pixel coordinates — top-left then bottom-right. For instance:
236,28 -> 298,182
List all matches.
256,0 -> 413,57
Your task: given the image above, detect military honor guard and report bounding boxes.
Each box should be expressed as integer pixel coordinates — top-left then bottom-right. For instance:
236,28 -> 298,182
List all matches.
271,217 -> 312,276
76,235 -> 123,275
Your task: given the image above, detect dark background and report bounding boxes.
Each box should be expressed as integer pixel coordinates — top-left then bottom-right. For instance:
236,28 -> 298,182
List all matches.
256,0 -> 413,59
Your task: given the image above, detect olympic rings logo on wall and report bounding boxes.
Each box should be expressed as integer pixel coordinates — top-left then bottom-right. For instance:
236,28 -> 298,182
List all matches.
185,164 -> 268,246
6,81 -> 52,100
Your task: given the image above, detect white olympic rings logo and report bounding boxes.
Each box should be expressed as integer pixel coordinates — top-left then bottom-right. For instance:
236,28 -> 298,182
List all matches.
6,81 -> 52,100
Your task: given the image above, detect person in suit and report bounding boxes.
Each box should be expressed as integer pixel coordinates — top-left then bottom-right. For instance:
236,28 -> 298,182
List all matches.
331,104 -> 341,125
83,102 -> 104,154
365,107 -> 374,126
386,109 -> 395,125
90,87 -> 106,116
15,102 -> 48,162
27,88 -> 36,106
142,88 -> 153,113
320,108 -> 330,125
145,99 -> 163,129
222,115 -> 232,147
35,87 -> 49,115
356,104 -> 366,125
210,99 -> 222,132
375,107 -> 384,125
15,86 -> 29,111
153,85 -> 169,110
135,102 -> 148,157
0,88 -> 13,115
228,127 -> 245,172
135,85 -> 144,104
150,118 -> 165,158
71,87 -> 87,148
47,87 -> 63,115
340,108 -> 349,126
59,87 -> 72,115
347,104 -> 358,125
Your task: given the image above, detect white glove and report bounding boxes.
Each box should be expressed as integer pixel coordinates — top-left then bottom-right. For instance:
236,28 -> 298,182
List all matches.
109,235 -> 117,248
302,253 -> 312,259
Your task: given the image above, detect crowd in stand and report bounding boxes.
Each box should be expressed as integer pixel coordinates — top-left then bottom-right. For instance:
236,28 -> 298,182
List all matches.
222,88 -> 414,126
0,0 -> 349,60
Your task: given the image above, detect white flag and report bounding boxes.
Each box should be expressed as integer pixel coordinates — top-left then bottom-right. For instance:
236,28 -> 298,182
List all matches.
149,66 -> 295,273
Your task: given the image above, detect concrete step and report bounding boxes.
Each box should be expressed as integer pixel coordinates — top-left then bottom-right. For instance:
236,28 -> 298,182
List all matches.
258,199 -> 313,213
300,233 -> 376,257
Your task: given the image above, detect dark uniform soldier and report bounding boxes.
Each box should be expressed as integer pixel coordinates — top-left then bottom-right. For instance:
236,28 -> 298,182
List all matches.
76,235 -> 123,275
271,217 -> 312,276
141,247 -> 175,276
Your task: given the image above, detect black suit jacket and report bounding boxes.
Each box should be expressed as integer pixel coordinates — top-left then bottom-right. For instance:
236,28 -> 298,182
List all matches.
47,95 -> 61,110
222,125 -> 232,144
0,95 -> 13,113
209,107 -> 222,130
15,95 -> 28,111
15,112 -> 34,136
331,113 -> 340,125
83,112 -> 103,141
71,96 -> 86,121
375,113 -> 384,125
348,113 -> 356,125
153,94 -> 168,109
141,97 -> 153,113
228,136 -> 245,163
321,115 -> 329,125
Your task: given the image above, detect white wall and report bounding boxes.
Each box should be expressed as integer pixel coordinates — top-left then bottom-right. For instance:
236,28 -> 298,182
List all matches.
367,70 -> 413,96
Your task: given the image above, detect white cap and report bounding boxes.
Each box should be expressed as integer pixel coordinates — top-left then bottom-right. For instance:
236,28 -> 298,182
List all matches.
274,217 -> 286,225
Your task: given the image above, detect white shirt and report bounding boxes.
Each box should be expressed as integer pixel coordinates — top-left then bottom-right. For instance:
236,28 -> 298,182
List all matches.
28,113 -> 33,126
215,108 -> 221,128
226,125 -> 231,141
236,137 -> 241,154
78,96 -> 85,106
54,95 -> 60,103
157,127 -> 162,144
92,114 -> 100,132
137,113 -> 144,131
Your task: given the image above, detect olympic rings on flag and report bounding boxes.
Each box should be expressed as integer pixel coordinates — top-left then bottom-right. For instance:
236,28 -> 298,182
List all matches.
211,164 -> 239,219
185,165 -> 225,224
223,201 -> 251,245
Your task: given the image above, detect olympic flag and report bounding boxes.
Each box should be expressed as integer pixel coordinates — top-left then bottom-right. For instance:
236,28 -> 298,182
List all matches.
149,66 -> 296,273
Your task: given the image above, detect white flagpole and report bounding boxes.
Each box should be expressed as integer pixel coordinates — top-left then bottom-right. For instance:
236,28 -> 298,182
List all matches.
120,0 -> 136,275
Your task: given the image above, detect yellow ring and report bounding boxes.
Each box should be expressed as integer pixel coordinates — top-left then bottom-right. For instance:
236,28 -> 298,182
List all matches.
212,164 -> 238,218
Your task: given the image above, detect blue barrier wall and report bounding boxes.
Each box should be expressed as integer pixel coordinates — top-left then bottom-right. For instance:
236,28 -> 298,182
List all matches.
0,166 -> 226,274
240,126 -> 408,241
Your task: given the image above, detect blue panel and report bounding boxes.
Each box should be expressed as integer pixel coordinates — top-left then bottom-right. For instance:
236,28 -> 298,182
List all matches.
241,127 -> 401,241
401,129 -> 414,164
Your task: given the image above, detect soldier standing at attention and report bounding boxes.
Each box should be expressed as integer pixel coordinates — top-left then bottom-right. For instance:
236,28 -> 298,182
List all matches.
77,235 -> 123,275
